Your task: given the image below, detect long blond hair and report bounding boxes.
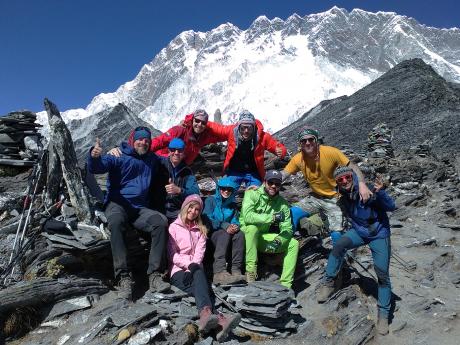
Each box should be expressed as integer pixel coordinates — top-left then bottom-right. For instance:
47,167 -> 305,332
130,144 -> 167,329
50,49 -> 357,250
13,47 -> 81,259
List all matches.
179,201 -> 208,237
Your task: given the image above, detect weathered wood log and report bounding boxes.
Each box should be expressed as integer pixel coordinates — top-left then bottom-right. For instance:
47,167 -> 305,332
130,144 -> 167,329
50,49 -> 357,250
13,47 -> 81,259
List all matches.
0,277 -> 108,313
44,98 -> 92,223
45,141 -> 62,207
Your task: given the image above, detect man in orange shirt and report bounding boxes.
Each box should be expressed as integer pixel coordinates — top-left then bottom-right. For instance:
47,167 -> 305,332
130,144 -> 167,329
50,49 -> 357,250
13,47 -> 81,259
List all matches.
282,127 -> 372,243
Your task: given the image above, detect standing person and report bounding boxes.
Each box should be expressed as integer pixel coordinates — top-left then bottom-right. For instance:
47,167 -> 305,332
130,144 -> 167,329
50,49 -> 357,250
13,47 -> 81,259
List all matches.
202,177 -> 245,285
282,127 -> 372,244
239,170 -> 299,288
210,110 -> 287,187
87,127 -> 170,300
167,195 -> 241,341
317,166 -> 396,335
150,138 -> 199,223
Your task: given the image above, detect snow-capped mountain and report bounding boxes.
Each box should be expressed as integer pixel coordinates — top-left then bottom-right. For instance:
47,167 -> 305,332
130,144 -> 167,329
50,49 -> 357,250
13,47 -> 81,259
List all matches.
37,7 -> 460,134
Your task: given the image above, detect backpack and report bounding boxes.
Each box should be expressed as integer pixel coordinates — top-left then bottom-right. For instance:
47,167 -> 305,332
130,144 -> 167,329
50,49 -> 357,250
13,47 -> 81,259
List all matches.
299,213 -> 327,237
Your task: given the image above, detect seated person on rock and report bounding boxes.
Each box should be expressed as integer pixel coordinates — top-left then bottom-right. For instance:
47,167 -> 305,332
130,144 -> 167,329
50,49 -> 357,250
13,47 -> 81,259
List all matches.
167,194 -> 241,341
208,110 -> 287,188
202,177 -> 245,285
108,109 -> 228,165
317,166 -> 396,336
239,169 -> 299,288
282,127 -> 372,245
150,138 -> 199,223
87,127 -> 170,300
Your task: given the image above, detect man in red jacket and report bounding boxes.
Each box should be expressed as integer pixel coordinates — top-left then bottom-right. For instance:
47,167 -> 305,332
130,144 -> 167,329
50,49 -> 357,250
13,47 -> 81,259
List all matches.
150,109 -> 227,165
208,110 -> 287,187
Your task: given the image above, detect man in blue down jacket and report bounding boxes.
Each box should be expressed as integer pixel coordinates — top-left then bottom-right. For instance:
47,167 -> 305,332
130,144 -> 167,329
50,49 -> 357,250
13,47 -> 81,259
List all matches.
87,127 -> 170,300
316,166 -> 396,336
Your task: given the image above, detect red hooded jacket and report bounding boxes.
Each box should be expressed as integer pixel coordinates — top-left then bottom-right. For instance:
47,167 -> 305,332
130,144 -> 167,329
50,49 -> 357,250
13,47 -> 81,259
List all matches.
149,114 -> 227,165
207,119 -> 287,179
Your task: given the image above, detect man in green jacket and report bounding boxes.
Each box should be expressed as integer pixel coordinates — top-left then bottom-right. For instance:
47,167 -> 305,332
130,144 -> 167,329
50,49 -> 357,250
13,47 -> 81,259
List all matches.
240,170 -> 299,288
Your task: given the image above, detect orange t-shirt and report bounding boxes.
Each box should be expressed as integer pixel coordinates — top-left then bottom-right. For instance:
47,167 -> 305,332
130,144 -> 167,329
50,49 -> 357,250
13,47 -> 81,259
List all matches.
284,145 -> 349,197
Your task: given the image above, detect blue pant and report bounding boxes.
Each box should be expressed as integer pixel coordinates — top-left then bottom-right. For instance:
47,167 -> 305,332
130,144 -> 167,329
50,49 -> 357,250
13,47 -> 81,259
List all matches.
325,229 -> 392,316
290,206 -> 310,234
225,171 -> 262,188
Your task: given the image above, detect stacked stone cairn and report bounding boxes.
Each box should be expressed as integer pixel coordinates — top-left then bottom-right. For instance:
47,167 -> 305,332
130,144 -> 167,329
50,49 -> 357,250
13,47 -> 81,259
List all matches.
0,111 -> 42,169
367,123 -> 394,158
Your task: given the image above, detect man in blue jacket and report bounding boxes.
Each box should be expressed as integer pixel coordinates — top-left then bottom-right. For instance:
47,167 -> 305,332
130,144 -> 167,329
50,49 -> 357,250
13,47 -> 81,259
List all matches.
316,166 -> 396,335
87,127 -> 170,300
150,138 -> 200,223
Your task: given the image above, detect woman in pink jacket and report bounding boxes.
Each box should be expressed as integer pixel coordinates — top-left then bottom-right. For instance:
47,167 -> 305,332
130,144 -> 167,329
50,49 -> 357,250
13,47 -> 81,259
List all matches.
167,194 -> 241,341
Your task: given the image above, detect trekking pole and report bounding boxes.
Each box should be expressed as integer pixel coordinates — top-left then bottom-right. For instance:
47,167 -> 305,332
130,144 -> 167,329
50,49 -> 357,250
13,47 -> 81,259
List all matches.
4,150 -> 45,284
6,159 -> 40,267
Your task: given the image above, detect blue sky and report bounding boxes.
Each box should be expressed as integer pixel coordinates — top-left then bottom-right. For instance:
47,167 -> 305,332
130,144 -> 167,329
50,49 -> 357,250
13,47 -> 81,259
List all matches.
1,0 -> 459,115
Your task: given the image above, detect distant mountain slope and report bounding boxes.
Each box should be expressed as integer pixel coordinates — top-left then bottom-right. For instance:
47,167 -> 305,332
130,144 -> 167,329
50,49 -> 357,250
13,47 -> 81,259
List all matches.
37,7 -> 460,134
276,58 -> 460,156
69,103 -> 160,163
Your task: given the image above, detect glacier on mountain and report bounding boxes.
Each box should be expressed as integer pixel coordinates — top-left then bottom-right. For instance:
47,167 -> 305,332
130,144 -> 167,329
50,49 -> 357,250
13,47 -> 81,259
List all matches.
37,7 -> 460,136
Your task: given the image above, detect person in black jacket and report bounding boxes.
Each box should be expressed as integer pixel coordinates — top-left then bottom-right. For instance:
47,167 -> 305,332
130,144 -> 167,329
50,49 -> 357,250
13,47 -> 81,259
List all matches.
150,138 -> 200,223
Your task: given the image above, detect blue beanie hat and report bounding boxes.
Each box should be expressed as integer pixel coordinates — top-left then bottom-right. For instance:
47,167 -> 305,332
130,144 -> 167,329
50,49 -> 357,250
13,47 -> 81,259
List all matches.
133,127 -> 151,141
168,138 -> 185,150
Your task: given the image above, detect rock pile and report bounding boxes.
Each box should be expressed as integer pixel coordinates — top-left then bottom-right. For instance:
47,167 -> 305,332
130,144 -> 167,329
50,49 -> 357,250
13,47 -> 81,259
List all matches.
367,123 -> 394,158
0,111 -> 43,168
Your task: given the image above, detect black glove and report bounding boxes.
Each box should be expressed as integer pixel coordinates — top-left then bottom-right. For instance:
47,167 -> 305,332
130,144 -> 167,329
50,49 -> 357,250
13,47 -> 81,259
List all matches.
188,263 -> 200,274
183,271 -> 193,286
273,211 -> 285,223
266,237 -> 282,253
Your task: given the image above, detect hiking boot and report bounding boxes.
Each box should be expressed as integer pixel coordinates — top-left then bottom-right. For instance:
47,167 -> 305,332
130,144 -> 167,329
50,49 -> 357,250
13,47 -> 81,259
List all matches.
198,306 -> 219,333
117,274 -> 134,301
376,315 -> 389,335
316,278 -> 335,303
231,271 -> 246,283
149,272 -> 170,293
216,312 -> 241,342
246,271 -> 257,283
213,271 -> 239,285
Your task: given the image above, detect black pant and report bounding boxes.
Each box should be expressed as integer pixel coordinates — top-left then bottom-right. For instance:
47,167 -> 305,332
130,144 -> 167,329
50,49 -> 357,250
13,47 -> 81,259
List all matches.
170,268 -> 213,311
105,201 -> 168,279
210,229 -> 245,274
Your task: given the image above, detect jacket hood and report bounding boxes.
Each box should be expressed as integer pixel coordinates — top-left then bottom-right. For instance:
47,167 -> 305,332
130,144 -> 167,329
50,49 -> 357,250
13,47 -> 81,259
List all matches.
214,177 -> 239,205
120,141 -> 137,156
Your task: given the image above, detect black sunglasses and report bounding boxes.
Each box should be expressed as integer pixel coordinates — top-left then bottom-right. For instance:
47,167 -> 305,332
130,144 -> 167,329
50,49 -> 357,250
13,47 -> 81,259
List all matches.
267,180 -> 281,187
193,118 -> 207,125
300,137 -> 316,145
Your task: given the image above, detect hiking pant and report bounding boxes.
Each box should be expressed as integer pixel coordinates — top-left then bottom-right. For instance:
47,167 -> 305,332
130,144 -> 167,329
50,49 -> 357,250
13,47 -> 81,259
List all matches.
225,170 -> 262,188
105,201 -> 168,279
242,224 -> 299,288
325,228 -> 392,316
171,268 -> 213,311
210,229 -> 245,274
295,194 -> 343,232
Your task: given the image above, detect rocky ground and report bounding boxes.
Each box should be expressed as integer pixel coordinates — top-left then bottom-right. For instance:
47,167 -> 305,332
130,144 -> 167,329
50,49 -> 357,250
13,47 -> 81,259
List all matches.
1,142 -> 459,345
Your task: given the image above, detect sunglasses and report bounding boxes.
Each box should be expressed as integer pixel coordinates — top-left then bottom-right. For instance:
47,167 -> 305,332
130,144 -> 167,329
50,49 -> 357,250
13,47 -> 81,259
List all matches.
300,137 -> 316,145
267,180 -> 281,187
193,118 -> 207,126
240,125 -> 254,132
220,187 -> 234,193
336,174 -> 353,184
168,148 -> 184,153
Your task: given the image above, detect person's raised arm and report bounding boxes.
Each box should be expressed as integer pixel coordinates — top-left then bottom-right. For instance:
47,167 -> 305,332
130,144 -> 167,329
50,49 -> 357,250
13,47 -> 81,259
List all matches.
349,162 -> 373,202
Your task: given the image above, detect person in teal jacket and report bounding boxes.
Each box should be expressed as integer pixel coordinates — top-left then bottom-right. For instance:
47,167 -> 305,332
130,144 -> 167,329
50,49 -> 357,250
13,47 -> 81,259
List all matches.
239,170 -> 299,288
203,177 -> 245,285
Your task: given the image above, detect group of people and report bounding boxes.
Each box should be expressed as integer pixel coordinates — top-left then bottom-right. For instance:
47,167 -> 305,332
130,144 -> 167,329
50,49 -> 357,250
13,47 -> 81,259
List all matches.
87,109 -> 396,338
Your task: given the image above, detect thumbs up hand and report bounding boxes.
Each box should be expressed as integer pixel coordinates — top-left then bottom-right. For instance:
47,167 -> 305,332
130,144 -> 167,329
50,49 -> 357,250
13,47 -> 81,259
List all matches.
91,138 -> 103,158
165,178 -> 181,195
